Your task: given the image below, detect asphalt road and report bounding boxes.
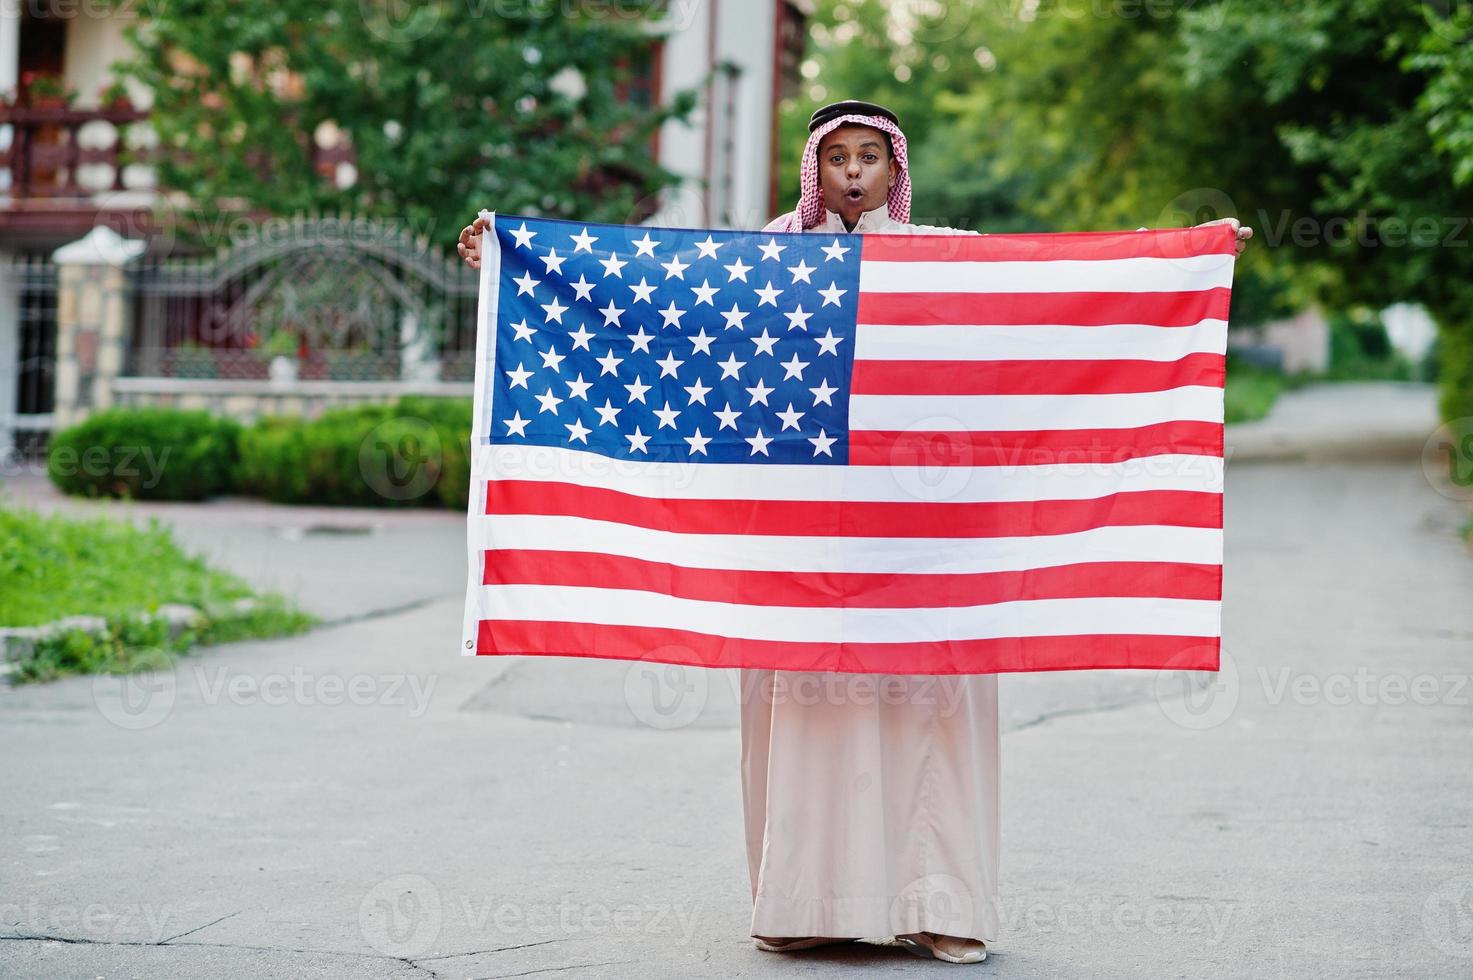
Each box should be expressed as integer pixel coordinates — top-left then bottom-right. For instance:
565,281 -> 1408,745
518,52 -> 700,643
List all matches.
3,383 -> 1471,978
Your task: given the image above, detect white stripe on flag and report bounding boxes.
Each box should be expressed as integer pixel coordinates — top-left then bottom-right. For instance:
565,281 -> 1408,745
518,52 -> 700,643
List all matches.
858,255 -> 1236,294
849,386 -> 1224,432
472,444 -> 1225,501
472,517 -> 1223,574
477,585 -> 1222,642
854,320 -> 1229,362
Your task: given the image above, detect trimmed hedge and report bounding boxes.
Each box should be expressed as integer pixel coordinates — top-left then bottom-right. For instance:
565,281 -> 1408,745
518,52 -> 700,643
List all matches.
47,407 -> 241,501
48,398 -> 471,508
235,397 -> 472,509
1438,322 -> 1473,424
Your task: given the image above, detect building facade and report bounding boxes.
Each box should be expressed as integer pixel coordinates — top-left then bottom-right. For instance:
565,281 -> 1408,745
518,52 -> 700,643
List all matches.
0,0 -> 810,461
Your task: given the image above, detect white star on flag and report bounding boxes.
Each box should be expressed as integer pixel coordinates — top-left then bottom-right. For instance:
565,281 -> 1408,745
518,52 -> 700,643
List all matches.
788,259 -> 815,284
513,271 -> 539,296
569,227 -> 597,253
599,252 -> 627,278
509,222 -> 536,248
565,418 -> 591,444
821,239 -> 851,262
632,232 -> 660,257
624,376 -> 651,403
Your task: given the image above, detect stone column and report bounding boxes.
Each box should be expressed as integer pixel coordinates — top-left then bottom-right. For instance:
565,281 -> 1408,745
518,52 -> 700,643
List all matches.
0,0 -> 19,194
0,255 -> 16,461
52,226 -> 146,430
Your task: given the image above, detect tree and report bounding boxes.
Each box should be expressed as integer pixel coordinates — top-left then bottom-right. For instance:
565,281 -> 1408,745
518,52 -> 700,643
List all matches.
788,0 -> 1473,418
954,0 -> 1473,418
116,0 -> 697,250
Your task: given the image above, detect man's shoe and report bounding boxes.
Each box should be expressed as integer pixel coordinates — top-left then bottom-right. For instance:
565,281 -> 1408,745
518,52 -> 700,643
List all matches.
753,935 -> 857,953
896,931 -> 988,964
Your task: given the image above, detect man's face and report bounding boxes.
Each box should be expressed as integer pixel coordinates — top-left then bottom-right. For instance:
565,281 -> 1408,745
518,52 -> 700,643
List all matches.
817,123 -> 899,228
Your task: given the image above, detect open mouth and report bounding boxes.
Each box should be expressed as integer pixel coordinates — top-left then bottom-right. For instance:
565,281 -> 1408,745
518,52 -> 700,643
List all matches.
845,187 -> 865,202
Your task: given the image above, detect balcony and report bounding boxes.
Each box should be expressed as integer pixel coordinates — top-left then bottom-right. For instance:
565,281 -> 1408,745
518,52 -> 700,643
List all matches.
0,101 -> 158,243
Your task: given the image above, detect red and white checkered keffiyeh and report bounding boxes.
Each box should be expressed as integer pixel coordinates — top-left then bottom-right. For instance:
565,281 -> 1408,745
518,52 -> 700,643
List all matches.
764,113 -> 912,233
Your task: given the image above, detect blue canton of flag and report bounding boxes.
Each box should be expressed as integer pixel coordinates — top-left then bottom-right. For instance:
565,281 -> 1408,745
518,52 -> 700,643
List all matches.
486,214 -> 861,464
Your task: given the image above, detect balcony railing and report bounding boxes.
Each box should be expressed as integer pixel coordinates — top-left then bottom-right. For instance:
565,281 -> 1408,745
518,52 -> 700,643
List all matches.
0,103 -> 152,200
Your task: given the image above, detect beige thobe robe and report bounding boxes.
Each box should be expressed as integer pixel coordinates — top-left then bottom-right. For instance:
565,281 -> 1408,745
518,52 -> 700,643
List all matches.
741,204 -> 1002,943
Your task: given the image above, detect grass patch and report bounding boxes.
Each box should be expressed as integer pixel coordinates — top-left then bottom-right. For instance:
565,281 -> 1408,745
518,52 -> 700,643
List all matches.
0,502 -> 255,626
1224,358 -> 1288,424
0,501 -> 316,683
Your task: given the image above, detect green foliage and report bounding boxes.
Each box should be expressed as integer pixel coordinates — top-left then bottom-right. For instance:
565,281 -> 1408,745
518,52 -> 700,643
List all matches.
47,407 -> 241,501
1326,307 -> 1416,381
0,503 -> 257,626
113,0 -> 698,245
235,396 -> 471,509
787,0 -> 1473,415
1437,317 -> 1473,423
1224,355 -> 1289,425
10,597 -> 315,684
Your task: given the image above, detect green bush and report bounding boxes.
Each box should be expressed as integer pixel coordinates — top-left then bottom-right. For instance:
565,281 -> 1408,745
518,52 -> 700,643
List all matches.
1326,308 -> 1415,381
236,397 -> 471,508
1438,322 -> 1473,424
47,407 -> 241,501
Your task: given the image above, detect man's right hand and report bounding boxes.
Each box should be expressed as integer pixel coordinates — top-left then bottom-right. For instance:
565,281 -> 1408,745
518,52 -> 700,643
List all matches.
458,216 -> 491,269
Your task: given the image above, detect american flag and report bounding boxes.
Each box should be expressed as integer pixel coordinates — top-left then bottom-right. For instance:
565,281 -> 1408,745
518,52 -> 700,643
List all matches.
460,212 -> 1235,674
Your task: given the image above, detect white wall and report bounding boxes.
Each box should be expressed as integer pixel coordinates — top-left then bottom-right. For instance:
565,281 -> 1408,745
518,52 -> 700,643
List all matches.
650,0 -> 777,231
63,9 -> 150,109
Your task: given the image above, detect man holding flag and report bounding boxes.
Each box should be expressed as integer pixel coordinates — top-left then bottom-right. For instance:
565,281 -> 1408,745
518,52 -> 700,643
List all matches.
458,98 -> 1251,964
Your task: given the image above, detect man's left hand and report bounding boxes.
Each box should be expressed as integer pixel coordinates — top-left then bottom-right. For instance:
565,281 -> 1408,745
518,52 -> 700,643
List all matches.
1195,216 -> 1252,255
1137,217 -> 1253,255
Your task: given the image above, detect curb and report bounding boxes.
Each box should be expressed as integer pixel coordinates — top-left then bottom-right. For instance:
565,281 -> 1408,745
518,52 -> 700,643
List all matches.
0,597 -> 261,673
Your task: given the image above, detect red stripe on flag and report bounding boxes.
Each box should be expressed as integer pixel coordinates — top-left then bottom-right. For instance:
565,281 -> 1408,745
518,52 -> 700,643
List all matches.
856,288 -> 1232,328
851,353 -> 1225,396
476,619 -> 1221,673
483,550 -> 1221,607
485,481 -> 1221,537
859,225 -> 1238,263
847,421 -> 1222,466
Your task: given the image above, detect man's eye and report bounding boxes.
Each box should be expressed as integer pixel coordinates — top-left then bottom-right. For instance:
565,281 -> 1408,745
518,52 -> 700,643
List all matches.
864,154 -> 878,162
